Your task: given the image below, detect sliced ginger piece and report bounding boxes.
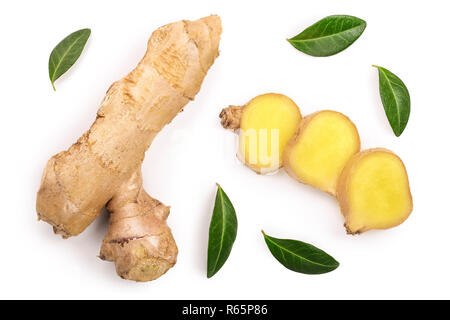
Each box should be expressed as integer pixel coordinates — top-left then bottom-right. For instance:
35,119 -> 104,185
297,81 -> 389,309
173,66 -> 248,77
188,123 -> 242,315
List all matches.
221,93 -> 302,173
239,94 -> 302,173
337,148 -> 413,234
283,110 -> 360,195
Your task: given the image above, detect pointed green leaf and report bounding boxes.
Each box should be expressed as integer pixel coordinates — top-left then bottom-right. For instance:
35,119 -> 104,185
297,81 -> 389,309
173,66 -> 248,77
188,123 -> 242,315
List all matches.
48,28 -> 91,90
373,65 -> 411,137
262,231 -> 339,274
287,15 -> 366,57
207,184 -> 238,278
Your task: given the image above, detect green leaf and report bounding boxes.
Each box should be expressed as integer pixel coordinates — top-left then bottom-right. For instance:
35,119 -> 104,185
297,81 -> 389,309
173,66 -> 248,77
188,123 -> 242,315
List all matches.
287,15 -> 366,57
48,28 -> 91,90
373,65 -> 411,137
207,184 -> 238,278
262,231 -> 339,274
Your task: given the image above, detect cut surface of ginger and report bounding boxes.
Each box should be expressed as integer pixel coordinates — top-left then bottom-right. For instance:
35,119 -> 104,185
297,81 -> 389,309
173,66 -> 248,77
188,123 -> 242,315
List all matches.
283,110 -> 360,195
238,93 -> 302,173
337,148 -> 413,234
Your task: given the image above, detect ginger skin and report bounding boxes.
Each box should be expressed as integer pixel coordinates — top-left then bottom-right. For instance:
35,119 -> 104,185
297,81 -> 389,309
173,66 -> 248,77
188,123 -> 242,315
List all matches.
219,105 -> 243,131
36,16 -> 222,281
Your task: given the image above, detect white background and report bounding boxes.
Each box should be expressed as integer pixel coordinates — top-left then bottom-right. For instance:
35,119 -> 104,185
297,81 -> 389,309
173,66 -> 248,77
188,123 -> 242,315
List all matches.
1,0 -> 449,299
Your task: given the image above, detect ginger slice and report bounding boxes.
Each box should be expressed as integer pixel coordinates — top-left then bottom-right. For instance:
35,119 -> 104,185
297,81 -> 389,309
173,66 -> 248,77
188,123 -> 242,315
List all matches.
283,110 -> 360,195
220,93 -> 302,173
337,148 -> 413,234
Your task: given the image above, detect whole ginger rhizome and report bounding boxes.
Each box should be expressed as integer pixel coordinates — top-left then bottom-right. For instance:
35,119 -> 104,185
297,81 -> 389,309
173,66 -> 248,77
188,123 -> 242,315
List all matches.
37,16 -> 222,282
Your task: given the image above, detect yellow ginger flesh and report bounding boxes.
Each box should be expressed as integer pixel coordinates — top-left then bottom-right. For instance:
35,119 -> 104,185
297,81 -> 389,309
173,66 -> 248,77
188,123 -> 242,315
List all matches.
220,93 -> 302,173
284,110 -> 360,195
337,148 -> 413,234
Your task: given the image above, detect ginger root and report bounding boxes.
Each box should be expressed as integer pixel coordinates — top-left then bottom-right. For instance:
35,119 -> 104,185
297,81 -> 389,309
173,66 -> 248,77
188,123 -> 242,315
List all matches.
36,16 -> 222,281
337,148 -> 413,234
220,93 -> 302,173
283,110 -> 360,195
